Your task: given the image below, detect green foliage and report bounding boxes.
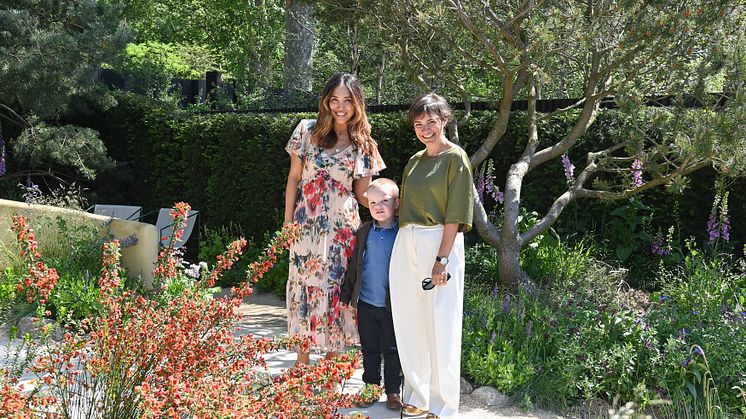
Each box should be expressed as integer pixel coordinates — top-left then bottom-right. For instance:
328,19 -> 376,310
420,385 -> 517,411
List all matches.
108,41 -> 220,99
464,243 -> 499,287
462,235 -> 746,416
648,242 -> 746,412
251,231 -> 290,298
70,93 -> 746,252
0,267 -> 17,321
0,0 -> 130,119
123,42 -> 218,80
48,271 -> 102,326
115,0 -> 284,89
13,120 -> 113,180
1,215 -> 111,326
0,0 -> 130,180
604,198 -> 654,263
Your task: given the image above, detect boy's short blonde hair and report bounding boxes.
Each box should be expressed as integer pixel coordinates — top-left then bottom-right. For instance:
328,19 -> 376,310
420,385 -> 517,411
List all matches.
366,178 -> 399,199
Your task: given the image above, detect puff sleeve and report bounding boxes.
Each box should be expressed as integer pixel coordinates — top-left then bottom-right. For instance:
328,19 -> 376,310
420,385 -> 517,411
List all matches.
353,146 -> 386,179
285,119 -> 315,159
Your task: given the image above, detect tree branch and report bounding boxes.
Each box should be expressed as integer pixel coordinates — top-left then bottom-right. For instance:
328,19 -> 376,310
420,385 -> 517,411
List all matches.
519,188 -> 576,247
528,51 -> 603,170
397,41 -> 431,91
580,160 -> 711,200
469,82 -> 514,168
472,185 -> 501,247
418,16 -> 500,72
447,0 -> 510,76
0,104 -> 31,128
528,97 -> 601,170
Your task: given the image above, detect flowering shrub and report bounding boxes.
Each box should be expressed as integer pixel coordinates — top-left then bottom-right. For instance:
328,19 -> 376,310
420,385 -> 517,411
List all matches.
1,205 -> 366,417
10,215 -> 59,305
152,202 -> 191,285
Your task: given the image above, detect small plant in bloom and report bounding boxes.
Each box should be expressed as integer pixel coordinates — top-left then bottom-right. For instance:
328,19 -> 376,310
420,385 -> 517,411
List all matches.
706,191 -> 730,245
651,226 -> 674,257
0,134 -> 6,176
561,153 -> 575,184
1,206 -> 363,417
10,214 -> 59,305
631,158 -> 644,188
719,192 -> 730,242
475,159 -> 504,205
357,383 -> 384,406
152,202 -> 191,285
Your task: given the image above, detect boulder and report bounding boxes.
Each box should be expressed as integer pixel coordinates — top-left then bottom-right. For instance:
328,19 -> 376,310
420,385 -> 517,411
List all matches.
471,386 -> 510,407
460,377 -> 473,394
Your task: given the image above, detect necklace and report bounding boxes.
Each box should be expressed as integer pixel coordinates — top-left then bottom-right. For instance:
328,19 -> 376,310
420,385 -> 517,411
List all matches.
335,134 -> 349,153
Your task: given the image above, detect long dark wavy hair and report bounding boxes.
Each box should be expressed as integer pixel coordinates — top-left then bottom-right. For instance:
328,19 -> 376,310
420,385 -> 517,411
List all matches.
311,73 -> 377,155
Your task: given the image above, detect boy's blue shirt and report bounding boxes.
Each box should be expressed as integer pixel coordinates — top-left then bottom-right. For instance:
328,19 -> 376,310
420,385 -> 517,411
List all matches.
359,218 -> 399,308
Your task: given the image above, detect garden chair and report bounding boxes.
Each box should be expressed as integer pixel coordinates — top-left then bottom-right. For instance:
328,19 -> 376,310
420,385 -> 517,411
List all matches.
155,207 -> 199,249
91,204 -> 142,221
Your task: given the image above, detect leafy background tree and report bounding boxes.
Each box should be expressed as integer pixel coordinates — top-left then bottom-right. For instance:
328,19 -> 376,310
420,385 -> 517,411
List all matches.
354,0 -> 746,290
114,0 -> 284,90
0,0 -> 130,184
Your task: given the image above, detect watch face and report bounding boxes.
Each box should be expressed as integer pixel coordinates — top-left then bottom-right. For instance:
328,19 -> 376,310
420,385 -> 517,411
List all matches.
437,256 -> 449,264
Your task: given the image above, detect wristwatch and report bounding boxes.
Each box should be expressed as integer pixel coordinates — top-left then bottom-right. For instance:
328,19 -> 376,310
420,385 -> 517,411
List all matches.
436,256 -> 449,265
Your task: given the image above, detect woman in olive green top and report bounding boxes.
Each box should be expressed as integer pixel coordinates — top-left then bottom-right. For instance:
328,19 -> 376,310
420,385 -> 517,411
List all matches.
390,93 -> 474,419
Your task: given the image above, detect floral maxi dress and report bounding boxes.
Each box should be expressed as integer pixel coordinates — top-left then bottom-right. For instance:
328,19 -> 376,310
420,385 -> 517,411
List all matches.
285,119 -> 386,352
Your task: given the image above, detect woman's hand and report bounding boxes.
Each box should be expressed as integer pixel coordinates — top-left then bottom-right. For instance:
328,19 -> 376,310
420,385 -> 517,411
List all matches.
430,261 -> 449,287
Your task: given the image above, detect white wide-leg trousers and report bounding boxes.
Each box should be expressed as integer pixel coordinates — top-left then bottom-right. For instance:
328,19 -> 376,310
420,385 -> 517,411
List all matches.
390,225 -> 464,418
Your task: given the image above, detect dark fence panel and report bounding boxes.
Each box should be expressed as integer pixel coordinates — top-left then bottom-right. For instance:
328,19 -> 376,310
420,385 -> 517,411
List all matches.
97,68 -> 728,114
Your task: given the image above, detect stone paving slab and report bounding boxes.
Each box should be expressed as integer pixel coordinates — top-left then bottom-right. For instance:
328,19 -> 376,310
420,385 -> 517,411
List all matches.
236,290 -> 563,419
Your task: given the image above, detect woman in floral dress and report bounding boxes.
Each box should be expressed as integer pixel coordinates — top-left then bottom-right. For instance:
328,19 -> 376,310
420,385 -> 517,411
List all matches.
284,73 -> 386,366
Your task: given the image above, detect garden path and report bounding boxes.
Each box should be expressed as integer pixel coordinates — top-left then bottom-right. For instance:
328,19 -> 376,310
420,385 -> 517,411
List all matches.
235,290 -> 563,419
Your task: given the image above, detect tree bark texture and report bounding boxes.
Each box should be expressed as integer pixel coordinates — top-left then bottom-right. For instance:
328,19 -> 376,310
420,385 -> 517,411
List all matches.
283,0 -> 315,93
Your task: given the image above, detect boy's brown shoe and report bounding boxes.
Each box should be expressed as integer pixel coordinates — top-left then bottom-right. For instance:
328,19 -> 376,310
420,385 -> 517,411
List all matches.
386,393 -> 403,410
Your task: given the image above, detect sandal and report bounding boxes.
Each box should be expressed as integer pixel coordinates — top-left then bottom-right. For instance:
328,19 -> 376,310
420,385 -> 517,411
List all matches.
426,414 -> 440,419
402,403 -> 427,416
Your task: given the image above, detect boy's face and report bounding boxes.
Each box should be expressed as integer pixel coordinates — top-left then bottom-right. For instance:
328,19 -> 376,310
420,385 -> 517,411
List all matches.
367,188 -> 398,223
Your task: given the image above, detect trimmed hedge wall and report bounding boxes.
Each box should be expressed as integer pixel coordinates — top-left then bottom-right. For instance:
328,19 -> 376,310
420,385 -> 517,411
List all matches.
72,92 -> 743,256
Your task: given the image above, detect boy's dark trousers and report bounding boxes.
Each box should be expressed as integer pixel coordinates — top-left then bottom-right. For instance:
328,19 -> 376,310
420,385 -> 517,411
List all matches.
357,300 -> 402,394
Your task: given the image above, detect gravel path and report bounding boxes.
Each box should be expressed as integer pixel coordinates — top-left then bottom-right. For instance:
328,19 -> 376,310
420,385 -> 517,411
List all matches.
237,290 -> 564,419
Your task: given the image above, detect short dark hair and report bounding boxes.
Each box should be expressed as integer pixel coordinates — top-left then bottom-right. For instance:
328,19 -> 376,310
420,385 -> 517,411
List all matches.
407,92 -> 453,124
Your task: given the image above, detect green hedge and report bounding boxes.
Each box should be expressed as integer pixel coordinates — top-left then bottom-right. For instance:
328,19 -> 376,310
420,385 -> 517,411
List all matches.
72,92 -> 743,256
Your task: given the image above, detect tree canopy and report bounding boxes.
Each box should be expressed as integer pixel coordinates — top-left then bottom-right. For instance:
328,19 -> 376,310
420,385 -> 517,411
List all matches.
355,0 -> 746,289
0,0 -> 130,181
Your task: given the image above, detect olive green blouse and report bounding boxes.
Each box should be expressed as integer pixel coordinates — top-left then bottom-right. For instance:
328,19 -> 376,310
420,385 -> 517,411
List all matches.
398,146 -> 475,232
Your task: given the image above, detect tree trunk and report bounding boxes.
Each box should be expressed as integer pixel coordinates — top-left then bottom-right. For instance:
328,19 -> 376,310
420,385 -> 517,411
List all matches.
498,239 -> 525,293
283,0 -> 315,93
349,23 -> 360,75
375,53 -> 385,105
499,163 -> 529,291
497,80 -> 539,294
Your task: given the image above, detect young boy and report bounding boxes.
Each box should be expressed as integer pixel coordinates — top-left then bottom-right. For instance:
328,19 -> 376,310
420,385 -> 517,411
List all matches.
341,178 -> 403,410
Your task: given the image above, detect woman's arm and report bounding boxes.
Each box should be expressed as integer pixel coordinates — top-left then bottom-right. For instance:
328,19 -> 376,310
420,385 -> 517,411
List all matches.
353,176 -> 372,208
431,223 -> 459,285
284,153 -> 303,225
